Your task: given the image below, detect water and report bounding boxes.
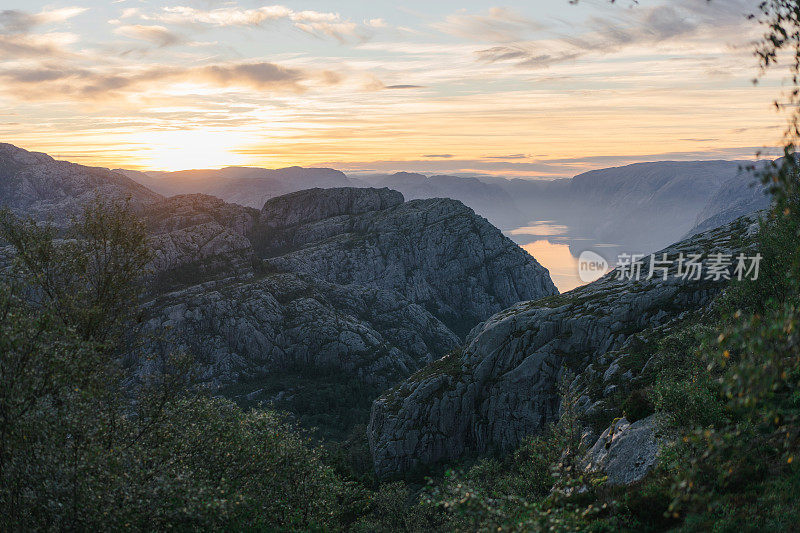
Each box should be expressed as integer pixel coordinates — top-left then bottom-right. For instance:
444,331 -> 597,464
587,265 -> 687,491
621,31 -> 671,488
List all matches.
506,221 -> 619,293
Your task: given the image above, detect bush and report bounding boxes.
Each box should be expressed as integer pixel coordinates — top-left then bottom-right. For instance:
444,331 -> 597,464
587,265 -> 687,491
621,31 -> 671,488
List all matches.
0,202 -> 356,531
622,388 -> 655,423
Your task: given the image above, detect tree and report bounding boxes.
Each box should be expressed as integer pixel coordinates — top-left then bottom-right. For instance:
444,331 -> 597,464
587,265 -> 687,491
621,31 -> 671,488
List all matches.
0,200 -> 354,530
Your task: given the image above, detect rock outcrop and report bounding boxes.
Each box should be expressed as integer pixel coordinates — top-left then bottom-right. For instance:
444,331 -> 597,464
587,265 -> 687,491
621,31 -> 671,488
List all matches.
368,216 -> 758,477
132,187 -> 556,392
0,146 -> 563,435
260,187 -> 404,229
139,273 -> 460,387
0,143 -> 161,226
142,194 -> 259,280
583,415 -> 660,486
254,188 -> 558,336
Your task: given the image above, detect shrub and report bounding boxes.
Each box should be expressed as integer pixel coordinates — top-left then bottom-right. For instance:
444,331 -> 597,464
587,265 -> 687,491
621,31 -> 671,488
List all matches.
622,388 -> 655,423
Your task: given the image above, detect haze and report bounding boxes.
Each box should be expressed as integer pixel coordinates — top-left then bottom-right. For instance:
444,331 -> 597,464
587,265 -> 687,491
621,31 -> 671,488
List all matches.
0,0 -> 784,178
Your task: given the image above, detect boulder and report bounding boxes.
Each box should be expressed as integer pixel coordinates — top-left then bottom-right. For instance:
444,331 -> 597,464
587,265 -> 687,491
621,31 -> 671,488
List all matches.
584,415 -> 659,486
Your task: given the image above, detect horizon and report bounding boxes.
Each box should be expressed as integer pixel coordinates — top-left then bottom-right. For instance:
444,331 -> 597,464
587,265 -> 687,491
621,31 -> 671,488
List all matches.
1,140 -> 767,182
0,0 -> 787,179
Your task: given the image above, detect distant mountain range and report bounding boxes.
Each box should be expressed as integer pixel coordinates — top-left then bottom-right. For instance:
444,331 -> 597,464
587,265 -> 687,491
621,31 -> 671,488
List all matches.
0,141 -> 772,267
120,166 -> 352,206
119,156 -> 771,260
485,160 -> 769,254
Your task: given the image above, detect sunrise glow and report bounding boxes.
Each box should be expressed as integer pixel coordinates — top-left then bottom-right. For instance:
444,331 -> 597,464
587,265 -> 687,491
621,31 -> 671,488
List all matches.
0,0 -> 785,176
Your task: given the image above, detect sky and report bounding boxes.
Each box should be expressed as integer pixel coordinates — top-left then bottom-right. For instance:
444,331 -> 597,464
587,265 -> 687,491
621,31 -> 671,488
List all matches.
0,0 -> 789,177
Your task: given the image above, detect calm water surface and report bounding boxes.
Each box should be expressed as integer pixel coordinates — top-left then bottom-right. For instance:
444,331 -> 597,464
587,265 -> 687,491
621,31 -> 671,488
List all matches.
506,221 -> 618,293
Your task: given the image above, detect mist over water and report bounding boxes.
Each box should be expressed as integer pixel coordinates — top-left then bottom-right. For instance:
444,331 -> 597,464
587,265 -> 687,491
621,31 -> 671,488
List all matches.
506,220 -> 618,293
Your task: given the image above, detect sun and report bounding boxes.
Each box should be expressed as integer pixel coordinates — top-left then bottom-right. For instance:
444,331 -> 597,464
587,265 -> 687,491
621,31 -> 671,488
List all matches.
131,130 -> 251,171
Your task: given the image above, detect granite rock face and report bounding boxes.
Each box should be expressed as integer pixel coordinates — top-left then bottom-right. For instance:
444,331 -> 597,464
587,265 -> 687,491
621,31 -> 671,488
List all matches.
583,415 -> 659,486
368,217 -> 757,477
260,187 -> 404,229
139,273 -> 460,387
255,188 -> 558,336
133,187 -> 556,390
0,146 -> 562,427
0,143 -> 161,227
142,194 -> 259,279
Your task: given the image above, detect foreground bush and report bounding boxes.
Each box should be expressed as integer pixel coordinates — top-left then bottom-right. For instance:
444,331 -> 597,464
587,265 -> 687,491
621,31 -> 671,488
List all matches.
0,202 -> 353,531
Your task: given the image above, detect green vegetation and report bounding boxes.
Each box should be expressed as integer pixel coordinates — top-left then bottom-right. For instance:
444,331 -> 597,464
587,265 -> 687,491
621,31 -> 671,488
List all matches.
1,163 -> 798,531
0,201 -> 360,530
219,368 -> 386,441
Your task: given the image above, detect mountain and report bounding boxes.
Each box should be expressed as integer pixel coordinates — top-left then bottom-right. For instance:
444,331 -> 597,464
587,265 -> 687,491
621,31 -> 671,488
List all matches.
0,144 -> 559,435
562,160 -> 756,251
130,187 -> 556,435
123,157 -> 770,260
123,166 -> 353,208
133,187 -> 558,383
253,188 -> 556,336
359,172 -> 524,229
368,214 -> 759,476
489,161 -> 759,252
685,164 -> 771,238
0,143 -> 161,226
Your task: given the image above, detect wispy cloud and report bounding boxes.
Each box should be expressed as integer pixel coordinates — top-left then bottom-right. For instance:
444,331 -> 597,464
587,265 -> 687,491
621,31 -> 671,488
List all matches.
484,154 -> 528,160
121,4 -> 381,43
384,84 -> 424,89
0,7 -> 86,58
114,25 -> 183,47
0,7 -> 86,34
432,7 -> 545,43
475,46 -> 580,69
0,60 -> 341,100
145,6 -> 291,26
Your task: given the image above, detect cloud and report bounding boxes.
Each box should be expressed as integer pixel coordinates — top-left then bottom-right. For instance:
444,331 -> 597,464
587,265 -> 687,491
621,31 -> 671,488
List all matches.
126,4 -> 379,43
476,46 -> 580,68
433,8 -> 545,43
0,32 -> 78,59
150,6 -> 291,26
0,60 -> 342,100
384,84 -> 424,89
484,154 -> 528,159
198,62 -> 305,89
460,1 -> 758,73
566,1 -> 756,54
640,5 -> 693,40
0,8 -> 86,59
0,7 -> 86,34
474,46 -> 529,62
291,11 -> 359,43
114,25 -> 183,47
423,154 -> 453,158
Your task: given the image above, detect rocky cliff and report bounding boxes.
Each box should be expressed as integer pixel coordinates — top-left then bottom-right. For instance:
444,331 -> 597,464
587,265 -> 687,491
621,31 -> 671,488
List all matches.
0,144 -> 161,226
368,216 -> 759,477
133,188 -> 556,395
142,194 -> 259,281
0,146 -> 558,398
255,188 -> 557,337
138,272 -> 460,388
